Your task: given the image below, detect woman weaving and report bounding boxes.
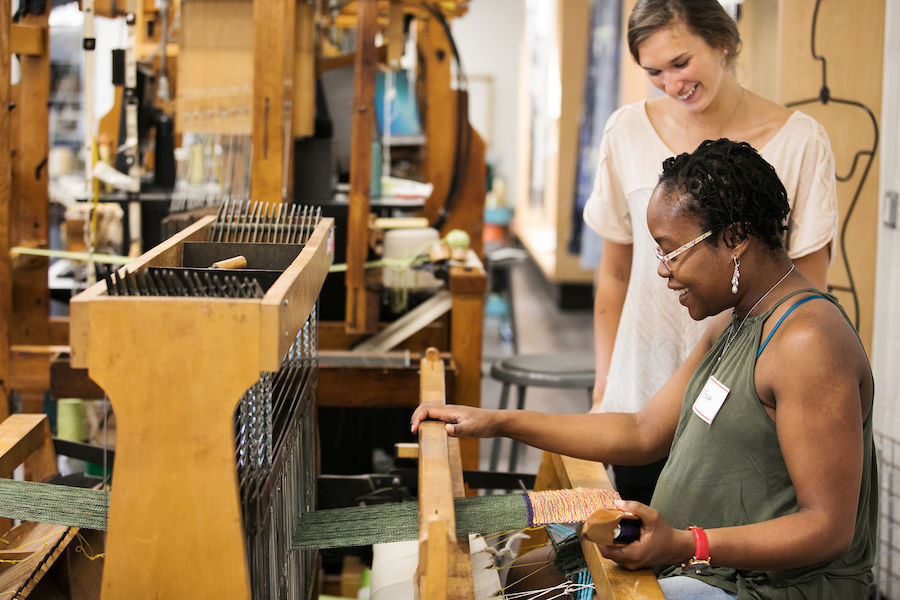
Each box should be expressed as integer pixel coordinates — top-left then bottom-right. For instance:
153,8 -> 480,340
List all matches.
411,139 -> 876,600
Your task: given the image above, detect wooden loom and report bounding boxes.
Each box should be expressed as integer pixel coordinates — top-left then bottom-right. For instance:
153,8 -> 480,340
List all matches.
411,349 -> 665,600
68,210 -> 333,598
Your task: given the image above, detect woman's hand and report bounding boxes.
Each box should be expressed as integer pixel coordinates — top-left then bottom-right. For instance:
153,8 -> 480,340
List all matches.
410,403 -> 502,438
594,500 -> 693,570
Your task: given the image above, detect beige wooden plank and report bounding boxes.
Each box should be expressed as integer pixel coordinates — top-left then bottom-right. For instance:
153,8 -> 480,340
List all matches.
420,518 -> 450,600
416,349 -> 460,599
417,422 -> 454,535
83,298 -> 259,599
0,414 -> 52,477
258,218 -> 333,371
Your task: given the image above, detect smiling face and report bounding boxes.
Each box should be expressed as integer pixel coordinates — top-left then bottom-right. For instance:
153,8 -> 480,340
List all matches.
647,184 -> 734,321
637,21 -> 730,113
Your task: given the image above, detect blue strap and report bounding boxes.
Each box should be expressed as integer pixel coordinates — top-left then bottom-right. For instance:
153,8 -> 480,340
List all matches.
757,295 -> 829,358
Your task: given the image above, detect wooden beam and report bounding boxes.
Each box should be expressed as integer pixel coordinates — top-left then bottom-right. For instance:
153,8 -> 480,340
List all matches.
0,414 -> 57,482
386,0 -> 404,69
318,351 -> 457,408
50,355 -> 105,400
0,0 -> 11,420
10,24 -> 46,56
9,345 -> 66,393
292,0 -> 316,139
251,0 -> 294,203
417,351 -> 454,537
345,0 -> 379,334
319,317 -> 450,352
10,9 -> 51,348
316,45 -> 388,76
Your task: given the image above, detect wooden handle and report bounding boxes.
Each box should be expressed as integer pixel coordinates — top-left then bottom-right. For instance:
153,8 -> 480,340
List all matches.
211,255 -> 248,269
582,508 -> 639,546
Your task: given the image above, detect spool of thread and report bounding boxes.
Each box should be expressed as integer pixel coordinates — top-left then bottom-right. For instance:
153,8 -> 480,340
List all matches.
57,399 -> 89,442
382,228 -> 442,292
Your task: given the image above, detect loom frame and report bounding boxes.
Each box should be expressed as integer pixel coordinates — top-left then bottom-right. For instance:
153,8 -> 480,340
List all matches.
69,214 -> 333,599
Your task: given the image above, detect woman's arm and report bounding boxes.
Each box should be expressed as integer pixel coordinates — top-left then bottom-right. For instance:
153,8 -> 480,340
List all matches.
411,318 -> 721,466
590,240 -> 633,411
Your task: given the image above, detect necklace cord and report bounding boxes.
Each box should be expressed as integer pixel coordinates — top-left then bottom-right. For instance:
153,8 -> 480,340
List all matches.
718,264 -> 795,362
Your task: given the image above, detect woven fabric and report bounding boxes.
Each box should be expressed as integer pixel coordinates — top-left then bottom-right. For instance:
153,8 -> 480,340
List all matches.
292,494 -> 530,550
0,478 -> 109,531
526,488 -> 620,526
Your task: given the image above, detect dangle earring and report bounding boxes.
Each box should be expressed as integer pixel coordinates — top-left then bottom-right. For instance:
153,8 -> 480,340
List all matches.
731,257 -> 740,294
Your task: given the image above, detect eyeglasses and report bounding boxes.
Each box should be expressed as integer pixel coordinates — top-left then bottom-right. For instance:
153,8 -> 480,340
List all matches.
655,229 -> 713,270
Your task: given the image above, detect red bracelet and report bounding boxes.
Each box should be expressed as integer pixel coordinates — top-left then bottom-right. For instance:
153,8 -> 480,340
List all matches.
682,526 -> 711,574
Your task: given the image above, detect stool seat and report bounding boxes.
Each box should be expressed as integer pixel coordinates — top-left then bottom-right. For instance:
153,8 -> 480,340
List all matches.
489,353 -> 595,474
490,353 -> 595,389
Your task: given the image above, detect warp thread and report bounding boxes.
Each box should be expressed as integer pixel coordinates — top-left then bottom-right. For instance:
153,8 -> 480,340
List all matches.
292,487 -> 620,550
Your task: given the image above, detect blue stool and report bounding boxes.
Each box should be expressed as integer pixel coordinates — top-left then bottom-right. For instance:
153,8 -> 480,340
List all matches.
488,353 -> 595,472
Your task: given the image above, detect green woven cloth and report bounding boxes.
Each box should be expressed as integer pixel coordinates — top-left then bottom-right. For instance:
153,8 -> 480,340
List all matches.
292,493 -> 528,550
0,478 -> 109,531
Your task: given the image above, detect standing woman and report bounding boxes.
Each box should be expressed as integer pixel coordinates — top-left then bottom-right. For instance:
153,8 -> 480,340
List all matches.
584,0 -> 838,503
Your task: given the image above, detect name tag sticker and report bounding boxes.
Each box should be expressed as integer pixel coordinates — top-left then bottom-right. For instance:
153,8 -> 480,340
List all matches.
692,376 -> 730,425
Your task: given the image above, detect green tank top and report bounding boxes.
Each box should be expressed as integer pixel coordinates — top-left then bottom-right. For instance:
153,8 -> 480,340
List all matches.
650,289 -> 877,600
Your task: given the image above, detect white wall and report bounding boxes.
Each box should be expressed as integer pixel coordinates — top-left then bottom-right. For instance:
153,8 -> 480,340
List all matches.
452,0 -> 525,207
874,1 -> 900,440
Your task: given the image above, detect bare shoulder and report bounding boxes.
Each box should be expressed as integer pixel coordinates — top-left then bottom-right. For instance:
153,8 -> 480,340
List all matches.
764,295 -> 863,362
758,294 -> 872,415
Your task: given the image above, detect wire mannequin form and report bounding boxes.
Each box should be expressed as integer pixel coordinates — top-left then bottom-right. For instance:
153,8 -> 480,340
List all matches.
784,0 -> 879,330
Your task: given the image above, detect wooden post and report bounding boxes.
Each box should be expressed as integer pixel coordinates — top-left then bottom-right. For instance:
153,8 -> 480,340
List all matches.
419,18 -> 486,258
386,0 -> 404,69
416,348 -> 474,600
0,0 -> 11,420
10,8 -> 56,349
345,0 -> 379,334
292,0 -> 317,139
448,263 -> 485,473
252,0 -> 295,203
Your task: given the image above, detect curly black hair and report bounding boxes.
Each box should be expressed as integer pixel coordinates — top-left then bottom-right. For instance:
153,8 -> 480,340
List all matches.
658,138 -> 791,250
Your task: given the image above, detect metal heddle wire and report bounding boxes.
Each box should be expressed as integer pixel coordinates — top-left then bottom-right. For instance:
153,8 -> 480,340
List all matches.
235,304 -> 318,600
210,199 -> 322,244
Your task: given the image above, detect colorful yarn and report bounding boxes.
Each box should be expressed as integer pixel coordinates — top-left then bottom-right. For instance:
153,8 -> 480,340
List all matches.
525,488 -> 620,526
